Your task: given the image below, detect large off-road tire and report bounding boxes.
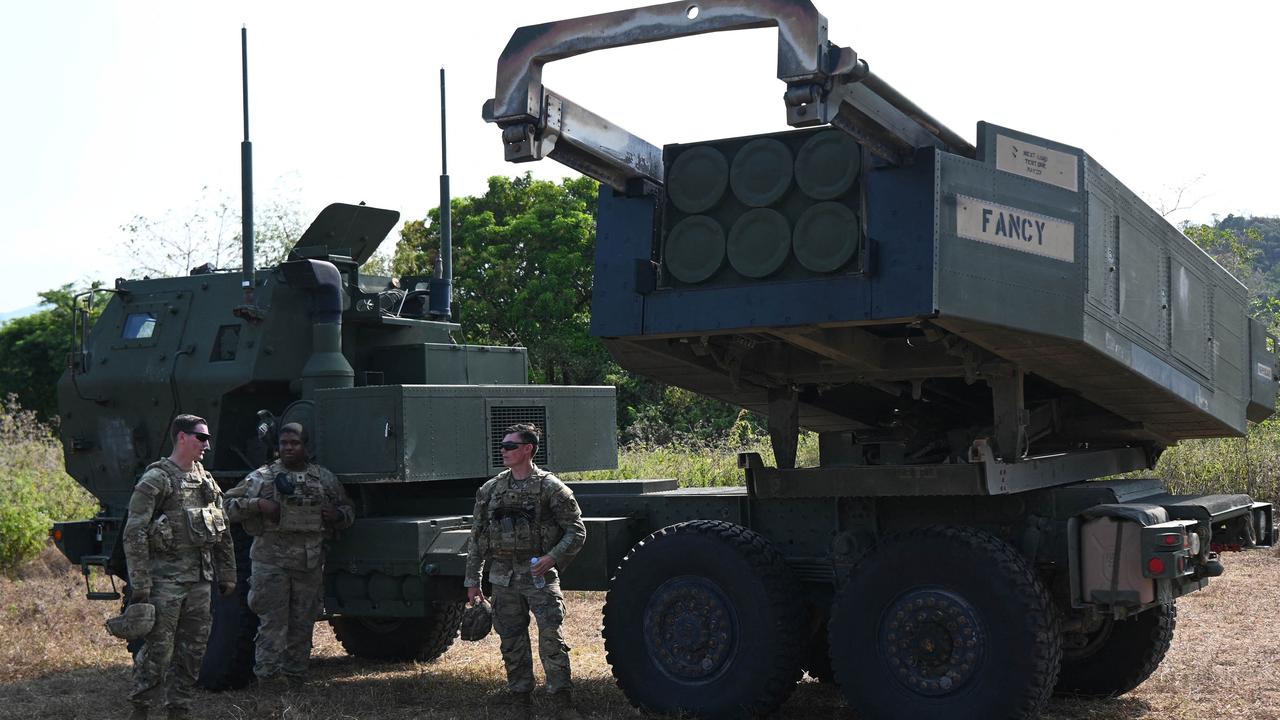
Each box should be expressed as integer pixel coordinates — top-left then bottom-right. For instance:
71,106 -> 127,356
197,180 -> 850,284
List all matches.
199,523 -> 258,690
829,526 -> 1061,720
1056,603 -> 1177,696
330,601 -> 464,662
602,520 -> 804,720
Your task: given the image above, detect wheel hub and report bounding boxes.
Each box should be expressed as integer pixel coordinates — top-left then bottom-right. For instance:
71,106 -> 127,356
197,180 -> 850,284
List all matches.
642,576 -> 736,681
881,589 -> 983,696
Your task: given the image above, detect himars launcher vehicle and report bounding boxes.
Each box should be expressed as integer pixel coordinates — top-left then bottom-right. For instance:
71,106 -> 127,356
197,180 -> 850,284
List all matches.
52,2 -> 1276,718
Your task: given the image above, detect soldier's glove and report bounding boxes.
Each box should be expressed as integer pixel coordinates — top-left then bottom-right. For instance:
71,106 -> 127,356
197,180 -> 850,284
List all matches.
321,505 -> 339,525
257,498 -> 281,521
130,587 -> 150,604
218,581 -> 237,596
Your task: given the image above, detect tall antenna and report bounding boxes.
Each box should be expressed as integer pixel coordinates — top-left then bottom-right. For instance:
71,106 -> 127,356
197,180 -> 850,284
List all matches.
240,25 -> 255,307
429,66 -> 453,320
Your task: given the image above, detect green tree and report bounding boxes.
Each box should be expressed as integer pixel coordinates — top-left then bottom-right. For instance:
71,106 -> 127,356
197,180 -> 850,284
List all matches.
0,285 -> 107,421
394,174 -> 608,385
1182,220 -> 1279,329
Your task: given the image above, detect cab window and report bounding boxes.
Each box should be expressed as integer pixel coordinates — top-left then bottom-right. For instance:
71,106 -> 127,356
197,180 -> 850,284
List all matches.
122,312 -> 157,340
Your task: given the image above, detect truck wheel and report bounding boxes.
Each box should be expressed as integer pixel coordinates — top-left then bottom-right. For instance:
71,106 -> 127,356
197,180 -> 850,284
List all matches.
330,601 -> 464,662
1056,603 -> 1176,696
828,526 -> 1061,720
199,523 -> 258,690
602,520 -> 803,720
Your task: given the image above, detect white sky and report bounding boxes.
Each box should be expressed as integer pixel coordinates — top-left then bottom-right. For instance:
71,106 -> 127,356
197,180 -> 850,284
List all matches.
3,1 -> 1277,312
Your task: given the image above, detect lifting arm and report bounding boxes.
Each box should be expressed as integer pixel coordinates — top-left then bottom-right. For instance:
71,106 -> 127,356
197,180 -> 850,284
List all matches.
483,0 -> 975,190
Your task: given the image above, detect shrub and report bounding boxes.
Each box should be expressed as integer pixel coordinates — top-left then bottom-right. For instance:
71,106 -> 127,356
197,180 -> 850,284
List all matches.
0,396 -> 98,574
1153,416 -> 1280,505
566,413 -> 819,487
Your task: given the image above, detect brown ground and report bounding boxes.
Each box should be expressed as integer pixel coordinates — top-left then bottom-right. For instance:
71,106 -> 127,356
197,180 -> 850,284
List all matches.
2,546 -> 1277,720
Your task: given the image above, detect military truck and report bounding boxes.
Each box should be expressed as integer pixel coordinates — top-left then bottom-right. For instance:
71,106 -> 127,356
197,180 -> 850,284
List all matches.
477,1 -> 1276,718
51,1 -> 1274,719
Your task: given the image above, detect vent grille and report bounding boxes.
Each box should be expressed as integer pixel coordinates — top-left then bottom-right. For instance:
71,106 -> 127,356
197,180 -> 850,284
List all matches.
489,406 -> 548,468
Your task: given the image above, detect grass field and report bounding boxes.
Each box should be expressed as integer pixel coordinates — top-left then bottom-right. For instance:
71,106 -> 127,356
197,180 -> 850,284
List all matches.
2,545 -> 1278,720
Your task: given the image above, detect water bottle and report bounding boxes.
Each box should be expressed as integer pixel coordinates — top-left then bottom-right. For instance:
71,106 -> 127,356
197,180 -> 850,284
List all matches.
530,556 -> 547,589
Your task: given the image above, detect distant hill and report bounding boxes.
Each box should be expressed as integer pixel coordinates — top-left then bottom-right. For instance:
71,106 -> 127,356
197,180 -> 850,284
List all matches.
0,304 -> 42,324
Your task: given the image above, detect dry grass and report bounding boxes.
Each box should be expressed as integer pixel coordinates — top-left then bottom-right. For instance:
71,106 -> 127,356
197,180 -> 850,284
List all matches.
3,545 -> 1279,720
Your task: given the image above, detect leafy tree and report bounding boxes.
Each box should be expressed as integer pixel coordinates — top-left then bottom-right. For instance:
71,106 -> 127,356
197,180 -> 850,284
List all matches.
394,174 -> 608,385
1182,220 -> 1280,330
0,285 -> 107,421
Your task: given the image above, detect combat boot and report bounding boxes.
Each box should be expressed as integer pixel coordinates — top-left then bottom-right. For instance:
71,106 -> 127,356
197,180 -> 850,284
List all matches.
549,690 -> 583,720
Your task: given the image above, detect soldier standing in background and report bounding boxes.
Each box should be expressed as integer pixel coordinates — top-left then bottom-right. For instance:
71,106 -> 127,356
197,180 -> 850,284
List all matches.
123,414 -> 236,720
464,423 -> 586,719
223,422 -> 353,684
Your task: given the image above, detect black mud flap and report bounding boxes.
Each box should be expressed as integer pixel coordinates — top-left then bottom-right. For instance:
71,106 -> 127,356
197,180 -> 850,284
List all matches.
1142,492 -> 1266,549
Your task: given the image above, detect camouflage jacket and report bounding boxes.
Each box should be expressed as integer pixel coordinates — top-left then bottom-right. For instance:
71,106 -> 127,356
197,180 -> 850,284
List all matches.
122,458 -> 236,594
223,460 -> 354,572
464,465 -> 585,588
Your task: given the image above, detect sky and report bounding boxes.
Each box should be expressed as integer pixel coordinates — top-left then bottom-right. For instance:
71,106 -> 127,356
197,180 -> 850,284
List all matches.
3,1 -> 1277,313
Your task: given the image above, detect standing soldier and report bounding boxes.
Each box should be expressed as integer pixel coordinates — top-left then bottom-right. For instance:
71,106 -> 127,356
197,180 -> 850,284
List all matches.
223,422 -> 353,684
123,414 -> 236,720
464,423 -> 586,719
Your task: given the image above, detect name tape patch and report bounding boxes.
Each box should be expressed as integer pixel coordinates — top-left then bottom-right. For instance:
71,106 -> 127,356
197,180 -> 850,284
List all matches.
995,134 -> 1079,192
955,195 -> 1075,263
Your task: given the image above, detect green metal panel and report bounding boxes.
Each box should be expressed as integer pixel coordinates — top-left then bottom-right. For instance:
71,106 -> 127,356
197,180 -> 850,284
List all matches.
559,517 -> 642,591
936,151 -> 1084,341
369,343 -> 527,384
1118,215 -> 1166,345
325,515 -> 471,617
1170,259 -> 1210,377
1214,288 -> 1247,402
314,384 -> 617,482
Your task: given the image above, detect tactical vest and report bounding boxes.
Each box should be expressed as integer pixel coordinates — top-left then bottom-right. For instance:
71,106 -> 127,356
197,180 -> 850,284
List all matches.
484,472 -> 548,557
146,460 -> 228,551
275,468 -> 325,534
240,464 -> 326,536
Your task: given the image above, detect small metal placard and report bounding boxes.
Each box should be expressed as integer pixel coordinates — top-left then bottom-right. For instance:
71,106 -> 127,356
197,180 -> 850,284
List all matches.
1257,362 -> 1274,381
995,134 -> 1078,192
955,195 -> 1075,263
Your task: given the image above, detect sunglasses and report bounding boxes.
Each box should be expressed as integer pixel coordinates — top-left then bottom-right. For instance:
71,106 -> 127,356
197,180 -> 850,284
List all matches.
187,431 -> 212,442
499,441 -> 532,451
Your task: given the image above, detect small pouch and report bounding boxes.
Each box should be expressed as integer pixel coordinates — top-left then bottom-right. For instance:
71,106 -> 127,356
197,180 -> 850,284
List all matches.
184,506 -> 229,545
278,501 -> 323,533
149,514 -> 176,552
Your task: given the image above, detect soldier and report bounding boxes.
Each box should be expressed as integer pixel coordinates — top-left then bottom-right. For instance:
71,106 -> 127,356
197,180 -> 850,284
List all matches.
123,414 -> 236,720
223,422 -> 353,684
464,423 -> 586,719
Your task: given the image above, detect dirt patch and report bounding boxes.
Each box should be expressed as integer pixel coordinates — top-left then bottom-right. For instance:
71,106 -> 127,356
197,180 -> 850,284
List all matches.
1,551 -> 1276,719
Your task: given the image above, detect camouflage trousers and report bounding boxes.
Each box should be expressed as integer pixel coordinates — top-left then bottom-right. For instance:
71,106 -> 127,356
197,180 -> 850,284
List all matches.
491,570 -> 571,694
247,561 -> 323,679
130,580 -> 212,710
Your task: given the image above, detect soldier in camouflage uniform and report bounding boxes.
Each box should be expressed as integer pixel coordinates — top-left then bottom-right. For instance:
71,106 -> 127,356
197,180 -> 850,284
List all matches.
123,414 -> 237,720
223,422 -> 353,683
465,423 -> 586,719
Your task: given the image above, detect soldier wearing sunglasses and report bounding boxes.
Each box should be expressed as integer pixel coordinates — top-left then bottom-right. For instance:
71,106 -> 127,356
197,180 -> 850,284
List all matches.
121,414 -> 236,720
464,423 -> 586,719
